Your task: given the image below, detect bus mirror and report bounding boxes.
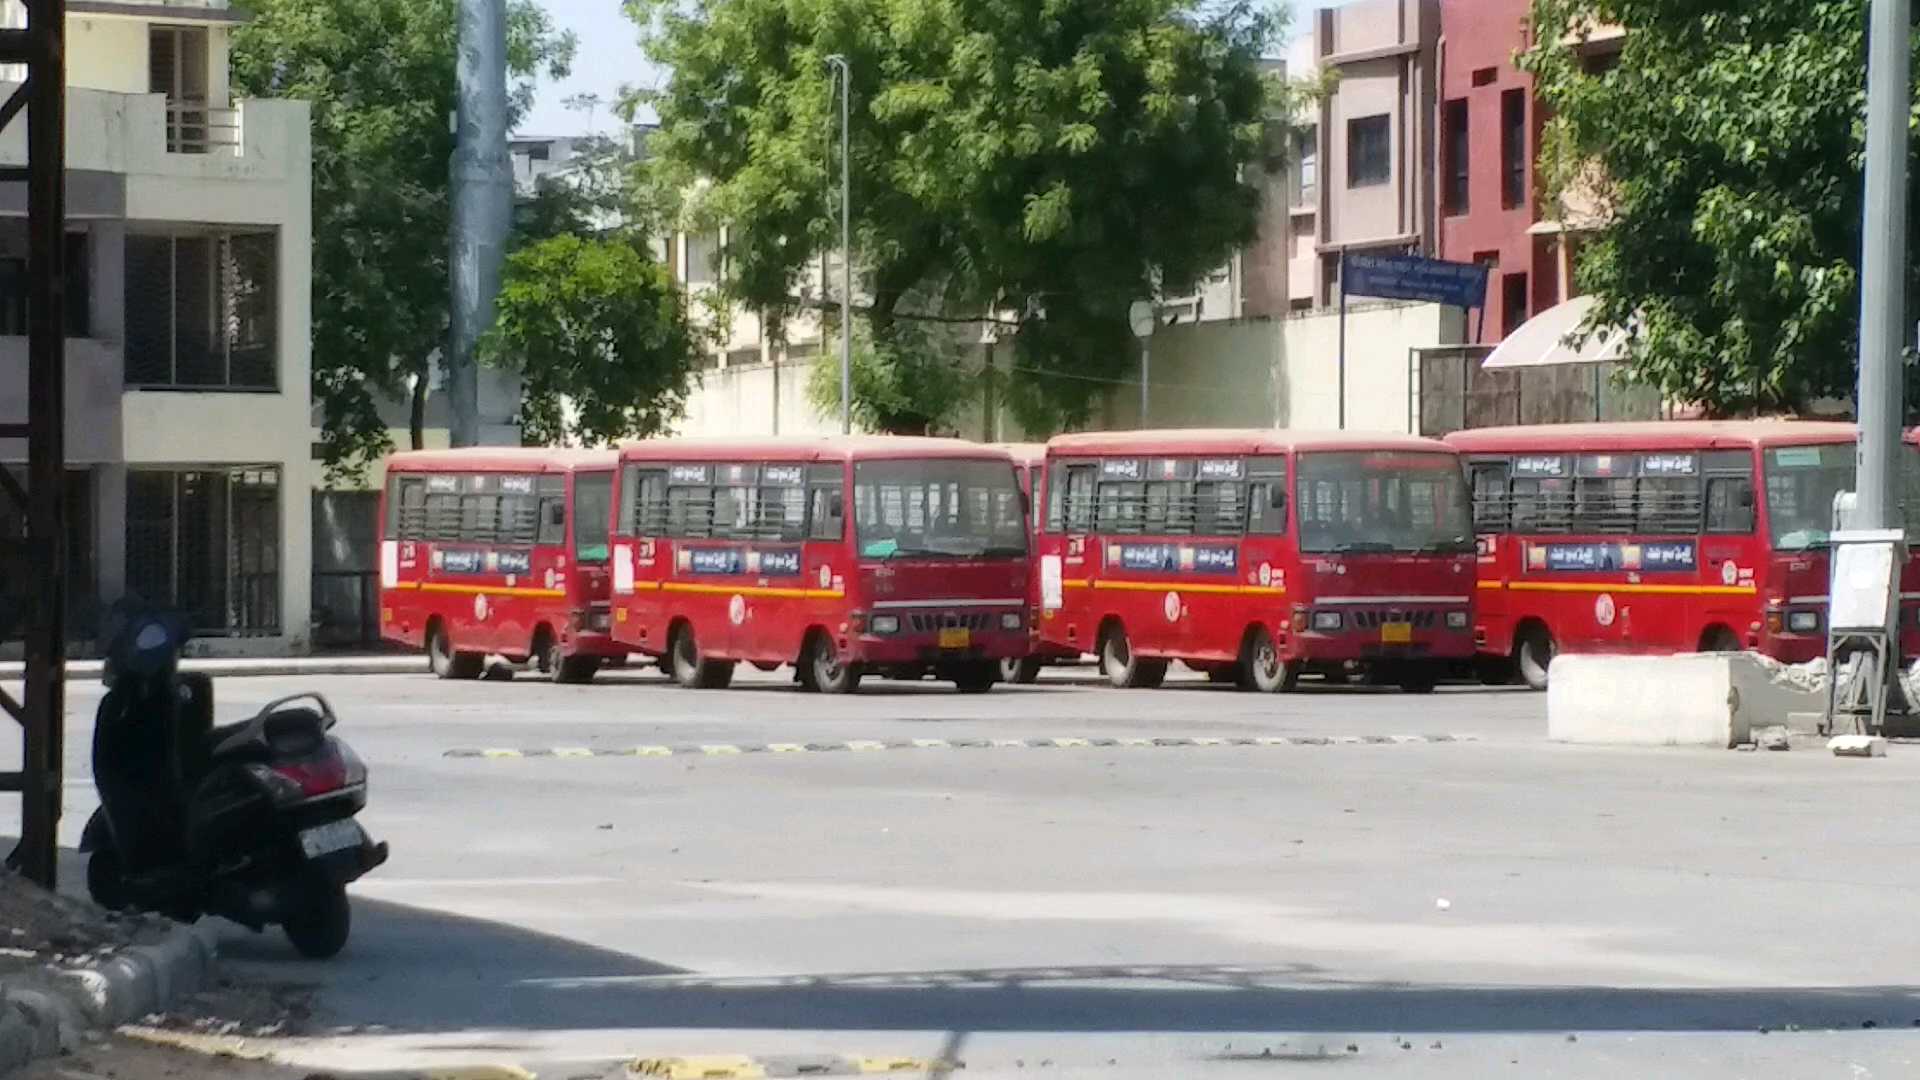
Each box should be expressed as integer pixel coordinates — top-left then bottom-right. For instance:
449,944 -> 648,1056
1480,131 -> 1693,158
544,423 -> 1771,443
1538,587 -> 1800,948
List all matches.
548,502 -> 566,526
1738,488 -> 1755,509
1020,491 -> 1032,517
829,493 -> 844,519
1269,486 -> 1288,512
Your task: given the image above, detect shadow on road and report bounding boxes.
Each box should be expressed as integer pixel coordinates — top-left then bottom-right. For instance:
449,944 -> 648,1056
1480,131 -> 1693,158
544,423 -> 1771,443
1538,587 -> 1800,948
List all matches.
207,893 -> 1920,1037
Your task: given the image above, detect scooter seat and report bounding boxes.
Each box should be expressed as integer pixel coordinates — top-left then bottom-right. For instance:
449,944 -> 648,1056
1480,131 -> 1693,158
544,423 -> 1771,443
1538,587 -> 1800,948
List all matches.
207,706 -> 328,761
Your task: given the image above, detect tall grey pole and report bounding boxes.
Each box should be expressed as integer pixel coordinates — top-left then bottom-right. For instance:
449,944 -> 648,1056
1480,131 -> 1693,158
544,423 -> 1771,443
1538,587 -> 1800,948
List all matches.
449,0 -> 511,448
1856,0 -> 1910,529
826,55 -> 853,435
1140,338 -> 1150,426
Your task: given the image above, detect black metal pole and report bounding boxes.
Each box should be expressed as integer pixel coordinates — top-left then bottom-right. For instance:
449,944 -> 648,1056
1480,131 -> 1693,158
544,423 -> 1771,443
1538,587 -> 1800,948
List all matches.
16,0 -> 66,888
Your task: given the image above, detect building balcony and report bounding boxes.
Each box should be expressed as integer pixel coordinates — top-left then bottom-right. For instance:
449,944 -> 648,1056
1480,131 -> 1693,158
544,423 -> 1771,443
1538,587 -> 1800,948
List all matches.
0,83 -> 306,188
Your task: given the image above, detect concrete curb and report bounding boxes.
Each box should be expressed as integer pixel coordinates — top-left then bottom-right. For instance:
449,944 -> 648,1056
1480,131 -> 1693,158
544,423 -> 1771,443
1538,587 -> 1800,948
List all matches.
0,921 -> 220,1075
0,657 -> 422,681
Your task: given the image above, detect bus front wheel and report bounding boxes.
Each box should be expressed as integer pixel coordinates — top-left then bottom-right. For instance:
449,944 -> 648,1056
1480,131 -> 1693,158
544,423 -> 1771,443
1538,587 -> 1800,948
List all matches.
1237,627 -> 1296,693
807,634 -> 862,694
1000,656 -> 1044,685
429,624 -> 483,681
1516,626 -> 1556,691
670,625 -> 735,690
950,661 -> 998,694
1100,626 -> 1167,690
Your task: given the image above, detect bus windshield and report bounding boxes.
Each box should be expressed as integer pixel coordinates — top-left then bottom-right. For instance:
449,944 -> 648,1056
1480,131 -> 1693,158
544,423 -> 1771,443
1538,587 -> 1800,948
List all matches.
573,473 -> 612,564
853,459 -> 1027,559
1295,451 -> 1473,555
1764,444 -> 1850,551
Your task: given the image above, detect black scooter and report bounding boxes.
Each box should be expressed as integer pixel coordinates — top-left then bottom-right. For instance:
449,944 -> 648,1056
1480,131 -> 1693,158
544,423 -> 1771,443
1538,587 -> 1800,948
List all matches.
81,609 -> 388,959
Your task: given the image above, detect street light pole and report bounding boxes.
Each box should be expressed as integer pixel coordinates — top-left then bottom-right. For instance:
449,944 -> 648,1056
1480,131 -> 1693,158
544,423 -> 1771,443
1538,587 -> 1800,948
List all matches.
1857,0 -> 1910,531
826,54 -> 853,435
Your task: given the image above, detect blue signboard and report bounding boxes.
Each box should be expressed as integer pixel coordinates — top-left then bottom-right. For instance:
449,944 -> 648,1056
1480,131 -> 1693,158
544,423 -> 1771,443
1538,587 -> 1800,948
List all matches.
1344,252 -> 1490,310
495,551 -> 532,575
755,549 -> 802,576
1192,546 -> 1238,573
1534,542 -> 1697,574
687,548 -> 743,574
1112,543 -> 1239,575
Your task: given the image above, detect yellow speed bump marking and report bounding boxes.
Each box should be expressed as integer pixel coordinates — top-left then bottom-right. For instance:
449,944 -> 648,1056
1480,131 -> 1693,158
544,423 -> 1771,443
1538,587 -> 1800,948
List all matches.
700,744 -> 744,756
846,739 -> 887,752
856,1058 -> 956,1074
1050,737 -> 1091,748
424,1068 -> 539,1080
635,745 -> 674,757
481,748 -> 523,759
912,738 -> 952,749
768,742 -> 808,753
1114,737 -> 1154,748
553,746 -> 594,758
629,1057 -> 765,1079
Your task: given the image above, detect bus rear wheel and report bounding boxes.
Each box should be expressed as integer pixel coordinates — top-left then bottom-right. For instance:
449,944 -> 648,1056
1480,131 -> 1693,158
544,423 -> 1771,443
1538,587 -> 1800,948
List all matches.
950,661 -> 998,694
1700,626 -> 1743,653
1100,627 -> 1167,690
1000,656 -> 1044,685
429,624 -> 483,681
807,634 -> 862,694
1237,627 -> 1296,693
1516,626 -> 1556,691
1398,665 -> 1440,694
670,625 -> 735,690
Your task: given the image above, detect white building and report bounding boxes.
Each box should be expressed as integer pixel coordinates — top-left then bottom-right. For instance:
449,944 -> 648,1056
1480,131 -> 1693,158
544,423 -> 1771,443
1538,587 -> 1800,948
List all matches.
0,0 -> 314,654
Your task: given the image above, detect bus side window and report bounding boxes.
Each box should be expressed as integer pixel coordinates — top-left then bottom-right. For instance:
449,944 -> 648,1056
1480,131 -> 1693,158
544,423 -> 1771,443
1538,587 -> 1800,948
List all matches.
393,477 -> 427,540
1705,476 -> 1755,534
1470,464 -> 1509,533
1061,465 -> 1096,533
1248,481 -> 1287,534
1637,476 -> 1702,535
503,493 -> 539,545
1511,478 -> 1570,533
427,489 -> 461,541
537,497 -> 566,545
809,486 -> 844,541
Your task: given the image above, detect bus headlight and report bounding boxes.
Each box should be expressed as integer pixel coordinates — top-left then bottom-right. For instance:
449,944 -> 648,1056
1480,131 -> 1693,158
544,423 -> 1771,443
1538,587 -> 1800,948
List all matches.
870,614 -> 900,635
1787,611 -> 1820,633
1446,611 -> 1469,630
1311,611 -> 1343,632
1000,612 -> 1023,631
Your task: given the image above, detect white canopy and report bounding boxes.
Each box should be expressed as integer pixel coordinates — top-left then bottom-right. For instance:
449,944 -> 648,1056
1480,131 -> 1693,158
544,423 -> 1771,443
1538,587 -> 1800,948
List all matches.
1481,295 -> 1632,370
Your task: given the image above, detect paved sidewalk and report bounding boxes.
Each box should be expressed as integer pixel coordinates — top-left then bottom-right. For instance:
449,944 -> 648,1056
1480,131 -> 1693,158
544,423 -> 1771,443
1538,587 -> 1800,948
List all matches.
0,655 -> 422,681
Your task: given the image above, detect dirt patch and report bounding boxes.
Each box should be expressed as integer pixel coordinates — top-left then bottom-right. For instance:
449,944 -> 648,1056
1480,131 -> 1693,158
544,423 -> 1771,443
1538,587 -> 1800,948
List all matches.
138,973 -> 320,1040
0,869 -> 175,980
13,1032 -> 318,1080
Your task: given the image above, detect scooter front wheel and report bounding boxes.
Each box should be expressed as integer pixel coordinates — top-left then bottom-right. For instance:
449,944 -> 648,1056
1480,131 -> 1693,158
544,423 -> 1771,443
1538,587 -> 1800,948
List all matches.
85,844 -> 128,911
282,881 -> 351,959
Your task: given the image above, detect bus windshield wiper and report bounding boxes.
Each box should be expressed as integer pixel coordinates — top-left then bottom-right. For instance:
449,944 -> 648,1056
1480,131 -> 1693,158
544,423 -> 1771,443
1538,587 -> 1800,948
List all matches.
1325,541 -> 1395,554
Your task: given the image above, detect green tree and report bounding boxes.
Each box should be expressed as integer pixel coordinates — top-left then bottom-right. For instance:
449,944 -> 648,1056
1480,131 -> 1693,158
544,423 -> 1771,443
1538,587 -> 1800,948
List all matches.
628,0 -> 1294,433
1524,0 -> 1919,415
804,319 -> 974,435
482,234 -> 701,445
232,0 -> 574,483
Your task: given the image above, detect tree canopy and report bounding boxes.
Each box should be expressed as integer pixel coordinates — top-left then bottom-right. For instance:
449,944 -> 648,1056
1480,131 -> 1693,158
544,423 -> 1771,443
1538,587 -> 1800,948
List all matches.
1524,0 -> 1920,415
233,0 -> 574,482
627,0 -> 1293,433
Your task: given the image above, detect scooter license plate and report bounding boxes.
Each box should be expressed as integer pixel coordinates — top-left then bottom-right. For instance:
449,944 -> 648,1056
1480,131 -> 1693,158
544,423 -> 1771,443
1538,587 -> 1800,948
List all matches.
299,820 -> 363,860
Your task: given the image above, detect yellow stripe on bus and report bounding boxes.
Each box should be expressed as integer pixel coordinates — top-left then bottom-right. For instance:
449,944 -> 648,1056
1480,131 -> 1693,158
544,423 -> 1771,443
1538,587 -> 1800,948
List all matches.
413,583 -> 567,599
661,582 -> 845,600
1501,581 -> 1758,597
1087,580 -> 1285,596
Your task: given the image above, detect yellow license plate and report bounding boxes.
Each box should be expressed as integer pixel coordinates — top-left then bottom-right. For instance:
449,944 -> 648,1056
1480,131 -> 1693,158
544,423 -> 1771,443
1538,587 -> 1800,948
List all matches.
1381,622 -> 1413,645
938,627 -> 971,649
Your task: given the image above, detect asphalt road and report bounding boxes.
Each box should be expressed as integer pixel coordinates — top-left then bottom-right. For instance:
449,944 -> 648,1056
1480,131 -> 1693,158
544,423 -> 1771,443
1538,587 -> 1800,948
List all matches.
7,664 -> 1920,1078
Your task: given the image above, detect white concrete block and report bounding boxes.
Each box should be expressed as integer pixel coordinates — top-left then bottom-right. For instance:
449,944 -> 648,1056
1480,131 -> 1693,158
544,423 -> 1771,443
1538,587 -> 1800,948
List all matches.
1548,653 -> 1827,748
1829,735 -> 1889,758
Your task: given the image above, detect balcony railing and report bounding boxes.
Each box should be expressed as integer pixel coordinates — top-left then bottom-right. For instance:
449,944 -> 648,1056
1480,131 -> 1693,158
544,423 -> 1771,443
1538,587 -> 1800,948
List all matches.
165,99 -> 239,155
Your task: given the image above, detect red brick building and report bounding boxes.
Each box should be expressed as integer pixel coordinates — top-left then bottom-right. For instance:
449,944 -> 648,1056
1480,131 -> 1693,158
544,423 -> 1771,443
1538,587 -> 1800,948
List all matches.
1433,0 -> 1557,344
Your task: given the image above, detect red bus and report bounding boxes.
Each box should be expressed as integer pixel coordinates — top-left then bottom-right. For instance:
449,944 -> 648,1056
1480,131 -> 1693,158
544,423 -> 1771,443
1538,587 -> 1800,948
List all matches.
1444,421 -> 1920,689
1036,430 -> 1478,693
996,443 -> 1083,683
379,448 -> 625,682
608,437 -> 1031,693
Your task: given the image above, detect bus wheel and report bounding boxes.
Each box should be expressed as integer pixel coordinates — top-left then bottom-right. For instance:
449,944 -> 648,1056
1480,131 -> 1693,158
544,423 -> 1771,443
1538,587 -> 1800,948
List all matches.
1000,656 -> 1044,685
1100,627 -> 1167,690
553,652 -> 600,685
670,625 -> 735,690
807,634 -> 862,694
1237,628 -> 1296,693
429,624 -> 483,681
952,661 -> 998,694
1516,626 -> 1556,691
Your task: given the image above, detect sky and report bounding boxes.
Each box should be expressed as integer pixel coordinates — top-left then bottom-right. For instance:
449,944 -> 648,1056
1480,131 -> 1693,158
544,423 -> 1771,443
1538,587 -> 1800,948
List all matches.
516,0 -> 1328,138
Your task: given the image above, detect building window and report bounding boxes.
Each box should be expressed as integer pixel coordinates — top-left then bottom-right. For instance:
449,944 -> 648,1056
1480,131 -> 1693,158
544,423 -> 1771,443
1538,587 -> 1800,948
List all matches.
126,466 -> 281,637
1442,100 -> 1469,215
1346,114 -> 1391,188
150,25 -> 229,154
685,232 -> 721,285
125,231 -> 278,390
1472,67 -> 1498,87
1502,271 -> 1529,337
1501,89 -> 1527,210
1293,126 -> 1318,205
0,232 -> 91,338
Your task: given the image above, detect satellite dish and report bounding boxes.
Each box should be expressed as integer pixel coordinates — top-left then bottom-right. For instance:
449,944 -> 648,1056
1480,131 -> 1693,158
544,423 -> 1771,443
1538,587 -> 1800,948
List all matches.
1128,301 -> 1156,339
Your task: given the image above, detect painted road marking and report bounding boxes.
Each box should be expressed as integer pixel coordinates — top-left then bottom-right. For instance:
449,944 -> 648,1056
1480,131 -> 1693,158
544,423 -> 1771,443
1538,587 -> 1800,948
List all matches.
444,734 -> 1480,760
629,1056 -> 958,1078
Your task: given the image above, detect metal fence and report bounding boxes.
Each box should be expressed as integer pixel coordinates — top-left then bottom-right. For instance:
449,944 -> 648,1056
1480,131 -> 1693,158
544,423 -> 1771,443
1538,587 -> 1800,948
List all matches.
312,569 -> 380,648
125,466 -> 281,637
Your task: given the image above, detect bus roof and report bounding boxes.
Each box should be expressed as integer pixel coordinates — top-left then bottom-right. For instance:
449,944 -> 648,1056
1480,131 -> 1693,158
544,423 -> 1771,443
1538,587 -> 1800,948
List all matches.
616,435 -> 1017,464
992,443 -> 1046,465
384,447 -> 617,473
1443,420 -> 1859,455
1046,428 -> 1457,457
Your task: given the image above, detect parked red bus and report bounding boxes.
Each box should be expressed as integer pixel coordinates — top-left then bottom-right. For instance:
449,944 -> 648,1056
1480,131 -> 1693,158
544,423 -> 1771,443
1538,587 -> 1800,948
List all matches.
608,437 -> 1031,693
1445,420 -> 1920,689
1036,430 -> 1478,693
996,443 -> 1083,683
379,448 -> 625,682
